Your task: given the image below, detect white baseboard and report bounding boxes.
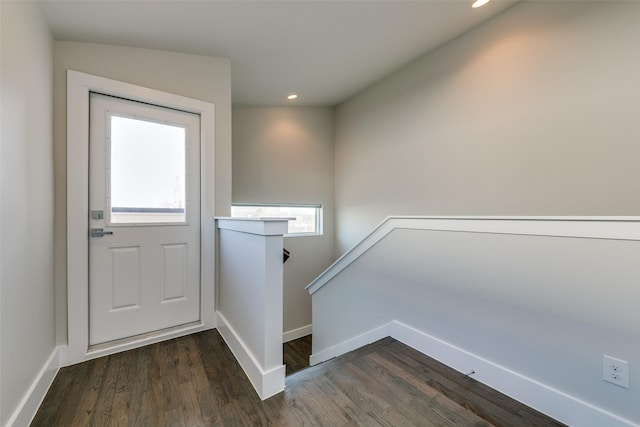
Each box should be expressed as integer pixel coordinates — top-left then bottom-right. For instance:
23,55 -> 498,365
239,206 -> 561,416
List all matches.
309,321 -> 639,427
6,346 -> 63,427
216,312 -> 285,400
390,321 -> 640,427
309,323 -> 391,366
283,324 -> 312,343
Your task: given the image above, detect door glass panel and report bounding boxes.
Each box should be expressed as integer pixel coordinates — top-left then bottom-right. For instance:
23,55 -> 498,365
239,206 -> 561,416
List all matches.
110,115 -> 187,224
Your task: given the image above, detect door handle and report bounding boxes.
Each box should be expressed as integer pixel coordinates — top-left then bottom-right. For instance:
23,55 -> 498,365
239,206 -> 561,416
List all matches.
91,228 -> 114,237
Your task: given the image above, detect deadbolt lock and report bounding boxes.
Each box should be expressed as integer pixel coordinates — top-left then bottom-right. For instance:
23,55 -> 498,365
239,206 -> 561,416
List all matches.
91,210 -> 104,220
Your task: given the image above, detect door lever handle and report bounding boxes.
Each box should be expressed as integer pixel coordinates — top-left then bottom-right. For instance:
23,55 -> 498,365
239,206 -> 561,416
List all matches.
91,228 -> 114,237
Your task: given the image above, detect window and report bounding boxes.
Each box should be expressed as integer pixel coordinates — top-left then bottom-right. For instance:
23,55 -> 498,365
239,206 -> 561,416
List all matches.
231,204 -> 322,236
109,114 -> 187,224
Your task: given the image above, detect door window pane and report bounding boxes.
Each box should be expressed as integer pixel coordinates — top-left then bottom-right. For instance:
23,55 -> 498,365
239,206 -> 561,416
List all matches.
110,115 -> 187,224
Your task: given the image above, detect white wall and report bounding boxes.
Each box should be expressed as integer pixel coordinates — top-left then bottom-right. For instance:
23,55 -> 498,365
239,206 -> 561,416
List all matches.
334,1 -> 640,254
0,2 -> 55,425
53,42 -> 232,344
216,218 -> 288,399
327,1 -> 640,423
310,218 -> 640,426
232,107 -> 334,337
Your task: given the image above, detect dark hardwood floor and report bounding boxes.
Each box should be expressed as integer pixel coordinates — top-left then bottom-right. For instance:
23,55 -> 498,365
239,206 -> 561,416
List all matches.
32,330 -> 565,426
283,334 -> 312,376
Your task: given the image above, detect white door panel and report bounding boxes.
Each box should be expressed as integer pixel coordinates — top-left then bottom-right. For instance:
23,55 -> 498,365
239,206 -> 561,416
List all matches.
89,93 -> 201,346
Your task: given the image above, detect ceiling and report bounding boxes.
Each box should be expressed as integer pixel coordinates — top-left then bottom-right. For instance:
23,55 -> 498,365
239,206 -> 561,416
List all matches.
38,0 -> 517,106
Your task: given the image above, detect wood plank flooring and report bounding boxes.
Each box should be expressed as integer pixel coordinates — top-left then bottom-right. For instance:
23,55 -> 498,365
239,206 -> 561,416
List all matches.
32,330 -> 566,426
283,334 -> 312,376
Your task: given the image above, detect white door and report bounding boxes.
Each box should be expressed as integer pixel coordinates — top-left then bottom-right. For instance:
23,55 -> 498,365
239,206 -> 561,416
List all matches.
89,93 -> 201,346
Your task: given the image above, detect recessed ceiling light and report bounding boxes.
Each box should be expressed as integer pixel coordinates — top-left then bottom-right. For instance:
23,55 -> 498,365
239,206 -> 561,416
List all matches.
287,94 -> 298,100
472,0 -> 490,8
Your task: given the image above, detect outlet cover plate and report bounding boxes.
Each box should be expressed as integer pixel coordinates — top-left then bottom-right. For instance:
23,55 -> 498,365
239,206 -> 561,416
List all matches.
603,355 -> 629,388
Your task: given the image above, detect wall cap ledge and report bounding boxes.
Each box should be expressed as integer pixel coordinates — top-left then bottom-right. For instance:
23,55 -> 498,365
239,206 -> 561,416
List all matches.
306,215 -> 640,295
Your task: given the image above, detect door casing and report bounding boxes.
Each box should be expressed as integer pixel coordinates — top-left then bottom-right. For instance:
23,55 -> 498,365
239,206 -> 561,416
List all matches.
66,70 -> 216,365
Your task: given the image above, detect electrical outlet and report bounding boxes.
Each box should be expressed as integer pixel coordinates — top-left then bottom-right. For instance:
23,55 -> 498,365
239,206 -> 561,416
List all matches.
603,355 -> 629,388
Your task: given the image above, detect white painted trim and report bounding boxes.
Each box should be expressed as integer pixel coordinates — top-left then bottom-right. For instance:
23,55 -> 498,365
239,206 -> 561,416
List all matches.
306,216 -> 640,295
6,346 -> 62,427
215,217 -> 292,236
309,323 -> 391,366
309,321 -> 639,427
283,324 -> 312,343
60,323 -> 210,366
216,313 -> 285,399
66,70 -> 216,365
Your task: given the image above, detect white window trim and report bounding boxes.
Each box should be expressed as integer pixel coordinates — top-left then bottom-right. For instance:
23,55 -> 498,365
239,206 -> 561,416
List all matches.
231,203 -> 323,237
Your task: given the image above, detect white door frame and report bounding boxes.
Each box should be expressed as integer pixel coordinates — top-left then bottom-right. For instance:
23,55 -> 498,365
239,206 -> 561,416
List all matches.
66,70 -> 216,364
